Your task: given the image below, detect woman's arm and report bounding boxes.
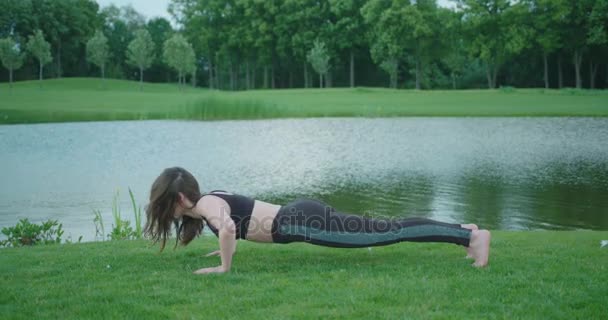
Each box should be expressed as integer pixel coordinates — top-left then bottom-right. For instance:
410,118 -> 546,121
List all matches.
193,197 -> 237,275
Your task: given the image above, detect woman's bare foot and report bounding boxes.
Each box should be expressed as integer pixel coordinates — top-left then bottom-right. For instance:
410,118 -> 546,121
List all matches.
468,229 -> 491,267
460,224 -> 479,258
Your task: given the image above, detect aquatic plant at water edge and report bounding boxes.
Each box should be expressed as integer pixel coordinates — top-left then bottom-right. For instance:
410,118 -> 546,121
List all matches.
94,188 -> 143,241
109,189 -> 136,240
129,187 -> 143,239
93,208 -> 105,241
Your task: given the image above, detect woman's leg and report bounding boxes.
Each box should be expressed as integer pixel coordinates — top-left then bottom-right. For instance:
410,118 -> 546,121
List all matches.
273,199 -> 471,248
272,199 -> 490,266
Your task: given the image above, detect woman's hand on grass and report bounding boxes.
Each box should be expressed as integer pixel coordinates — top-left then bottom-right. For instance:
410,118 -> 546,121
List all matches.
204,250 -> 221,257
193,266 -> 227,275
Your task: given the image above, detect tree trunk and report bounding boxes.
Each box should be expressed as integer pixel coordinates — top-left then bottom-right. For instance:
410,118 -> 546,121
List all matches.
252,66 -> 256,89
451,72 -> 456,89
573,49 -> 583,89
101,64 -> 106,89
492,65 -> 498,89
485,63 -> 493,89
246,61 -> 250,90
140,67 -> 143,91
271,66 -> 275,89
208,60 -> 214,89
543,52 -> 549,89
216,61 -> 221,90
558,55 -> 563,88
391,62 -> 398,89
289,70 -> 293,88
9,68 -> 13,89
415,59 -> 421,90
319,73 -> 322,89
264,66 -> 269,89
350,50 -> 355,88
56,42 -> 62,78
39,62 -> 43,82
326,70 -> 332,88
192,68 -> 197,87
229,62 -> 234,91
589,60 -> 597,89
304,63 -> 309,88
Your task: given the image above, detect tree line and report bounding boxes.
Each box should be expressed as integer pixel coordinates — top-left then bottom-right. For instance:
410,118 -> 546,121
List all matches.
1,0 -> 607,90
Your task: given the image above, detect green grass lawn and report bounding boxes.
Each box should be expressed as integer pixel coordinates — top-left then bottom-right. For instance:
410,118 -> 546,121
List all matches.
1,231 -> 606,319
1,78 -> 607,124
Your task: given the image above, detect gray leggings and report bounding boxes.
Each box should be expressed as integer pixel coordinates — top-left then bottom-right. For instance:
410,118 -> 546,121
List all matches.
271,199 -> 471,248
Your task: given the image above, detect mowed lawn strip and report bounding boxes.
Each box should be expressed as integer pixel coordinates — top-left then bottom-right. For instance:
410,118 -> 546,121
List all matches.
1,78 -> 607,124
1,231 -> 606,319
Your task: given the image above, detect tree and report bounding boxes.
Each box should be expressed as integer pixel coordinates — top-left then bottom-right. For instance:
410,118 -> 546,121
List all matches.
362,0 -> 409,89
163,34 -> 195,87
278,0 -> 331,89
561,0 -> 595,89
26,29 -> 52,84
442,9 -> 467,89
170,0 -> 231,89
524,0 -> 568,89
307,39 -> 330,88
86,30 -> 110,81
146,17 -> 174,83
101,4 -> 146,79
0,37 -> 24,88
329,0 -> 367,88
456,0 -> 531,89
127,29 -> 155,90
587,0 -> 608,89
30,0 -> 99,78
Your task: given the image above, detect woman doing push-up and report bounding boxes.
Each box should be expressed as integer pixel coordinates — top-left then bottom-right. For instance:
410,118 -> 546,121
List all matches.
144,167 -> 491,274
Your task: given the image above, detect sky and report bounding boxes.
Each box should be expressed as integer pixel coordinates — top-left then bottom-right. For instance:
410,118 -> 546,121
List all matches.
95,0 -> 455,23
95,0 -> 173,21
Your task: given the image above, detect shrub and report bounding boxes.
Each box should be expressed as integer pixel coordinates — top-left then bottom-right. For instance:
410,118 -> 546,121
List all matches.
1,218 -> 64,247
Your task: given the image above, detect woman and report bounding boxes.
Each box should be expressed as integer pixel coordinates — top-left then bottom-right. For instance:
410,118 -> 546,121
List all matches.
145,167 -> 491,275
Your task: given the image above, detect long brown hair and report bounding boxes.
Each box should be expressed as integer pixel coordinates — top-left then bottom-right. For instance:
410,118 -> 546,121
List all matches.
144,167 -> 205,251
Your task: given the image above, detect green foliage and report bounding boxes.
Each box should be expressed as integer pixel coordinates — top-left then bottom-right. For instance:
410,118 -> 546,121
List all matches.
499,85 -> 516,93
0,218 -> 64,247
379,58 -> 398,89
588,0 -> 608,46
86,30 -> 110,78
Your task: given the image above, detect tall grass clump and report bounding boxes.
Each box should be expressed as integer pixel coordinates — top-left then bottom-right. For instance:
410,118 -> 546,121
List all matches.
93,208 -> 105,241
93,188 -> 144,241
128,188 -> 143,239
178,96 -> 287,120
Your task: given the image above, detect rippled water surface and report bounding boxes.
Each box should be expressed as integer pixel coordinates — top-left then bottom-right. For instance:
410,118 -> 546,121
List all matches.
1,118 -> 607,241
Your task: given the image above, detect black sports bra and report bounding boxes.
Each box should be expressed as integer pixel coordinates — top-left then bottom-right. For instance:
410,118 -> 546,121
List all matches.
199,190 -> 255,239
